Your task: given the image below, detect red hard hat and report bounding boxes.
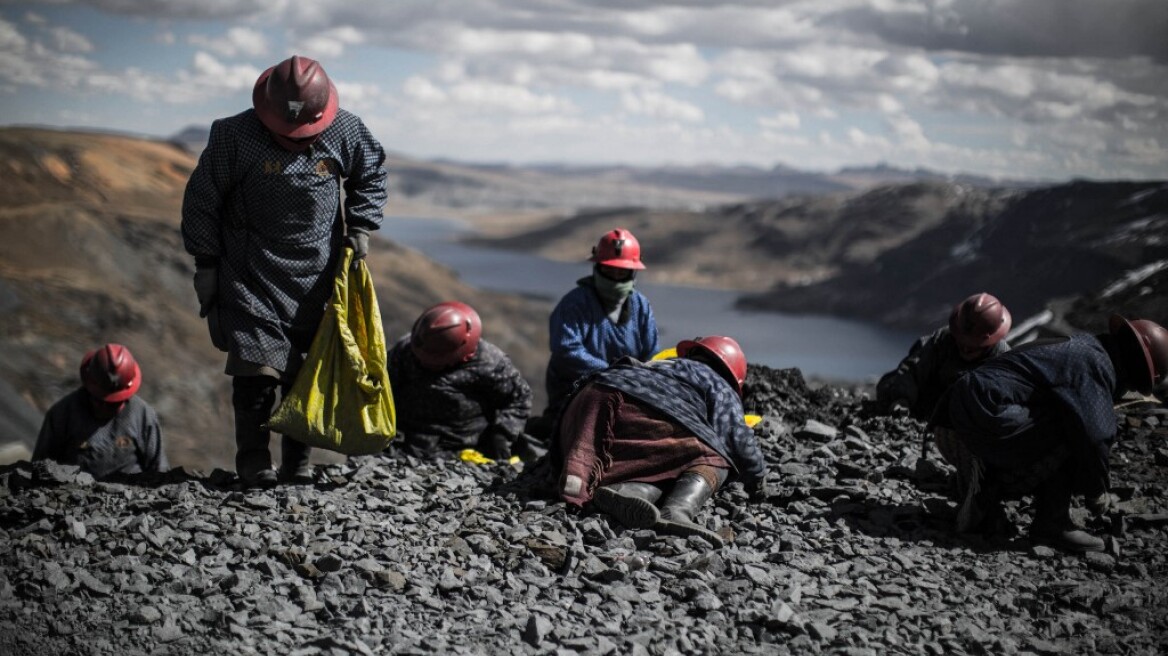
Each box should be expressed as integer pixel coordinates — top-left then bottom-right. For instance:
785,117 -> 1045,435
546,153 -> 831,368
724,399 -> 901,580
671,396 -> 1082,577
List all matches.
1109,315 -> 1168,394
676,336 -> 747,396
949,293 -> 1012,349
80,344 -> 141,403
253,55 -> 339,143
589,228 -> 646,270
410,302 -> 483,371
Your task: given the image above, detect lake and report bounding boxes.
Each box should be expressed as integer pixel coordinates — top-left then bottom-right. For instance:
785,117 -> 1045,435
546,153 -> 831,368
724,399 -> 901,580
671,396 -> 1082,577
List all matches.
383,216 -> 918,382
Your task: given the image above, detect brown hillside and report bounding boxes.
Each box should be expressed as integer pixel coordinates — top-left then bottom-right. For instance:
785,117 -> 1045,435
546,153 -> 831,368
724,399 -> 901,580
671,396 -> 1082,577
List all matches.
0,127 -> 551,472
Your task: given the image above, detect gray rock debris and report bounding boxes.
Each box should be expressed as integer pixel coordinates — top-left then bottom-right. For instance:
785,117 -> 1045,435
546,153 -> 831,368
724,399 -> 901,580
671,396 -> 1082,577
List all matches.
0,364 -> 1164,655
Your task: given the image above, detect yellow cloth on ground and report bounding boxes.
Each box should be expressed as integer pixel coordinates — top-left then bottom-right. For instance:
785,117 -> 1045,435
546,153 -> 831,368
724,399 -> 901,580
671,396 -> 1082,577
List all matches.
458,449 -> 521,466
267,250 -> 396,454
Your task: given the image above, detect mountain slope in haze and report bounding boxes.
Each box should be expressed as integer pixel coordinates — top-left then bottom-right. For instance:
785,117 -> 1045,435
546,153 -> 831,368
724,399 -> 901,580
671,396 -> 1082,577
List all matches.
474,180 -> 1168,334
172,125 -> 1031,218
738,180 -> 1168,332
0,127 -> 551,471
470,183 -> 1014,291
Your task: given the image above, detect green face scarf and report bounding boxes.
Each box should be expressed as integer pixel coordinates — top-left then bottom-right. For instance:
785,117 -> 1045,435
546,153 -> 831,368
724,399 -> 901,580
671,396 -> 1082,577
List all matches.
593,271 -> 636,307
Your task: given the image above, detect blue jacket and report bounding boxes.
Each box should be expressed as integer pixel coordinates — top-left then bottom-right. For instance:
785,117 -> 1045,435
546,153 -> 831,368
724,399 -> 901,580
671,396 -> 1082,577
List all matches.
586,357 -> 767,488
181,108 -> 387,373
936,335 -> 1119,497
545,277 -> 659,412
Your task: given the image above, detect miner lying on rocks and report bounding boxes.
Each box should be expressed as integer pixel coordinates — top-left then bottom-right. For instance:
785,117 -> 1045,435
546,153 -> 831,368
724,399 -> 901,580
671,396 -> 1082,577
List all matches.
34,344 -> 169,479
387,302 -> 537,462
550,336 -> 768,548
931,314 -> 1168,553
877,292 -> 1012,421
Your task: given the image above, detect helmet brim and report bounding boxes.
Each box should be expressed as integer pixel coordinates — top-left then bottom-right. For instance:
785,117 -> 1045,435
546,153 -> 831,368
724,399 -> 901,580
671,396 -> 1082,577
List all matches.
589,256 -> 646,270
252,66 -> 339,139
1110,314 -> 1155,393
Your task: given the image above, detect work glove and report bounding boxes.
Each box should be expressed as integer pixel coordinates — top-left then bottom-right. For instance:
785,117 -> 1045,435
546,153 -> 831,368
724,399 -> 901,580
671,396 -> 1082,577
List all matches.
344,227 -> 370,268
476,425 -> 513,461
746,476 -> 771,502
890,398 -> 911,417
192,265 -> 218,318
1086,491 -> 1115,517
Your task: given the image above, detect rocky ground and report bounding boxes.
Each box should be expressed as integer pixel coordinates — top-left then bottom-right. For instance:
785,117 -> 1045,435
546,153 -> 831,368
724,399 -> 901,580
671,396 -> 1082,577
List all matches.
2,365 -> 1166,655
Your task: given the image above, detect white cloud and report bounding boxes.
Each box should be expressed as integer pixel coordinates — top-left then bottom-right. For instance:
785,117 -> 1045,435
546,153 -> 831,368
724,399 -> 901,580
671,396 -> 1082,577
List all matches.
0,1 -> 1165,179
402,75 -> 446,103
451,28 -> 595,59
297,25 -> 364,59
886,113 -> 930,150
188,26 -> 268,58
332,79 -> 391,114
758,111 -> 800,131
447,80 -> 574,114
621,89 -> 703,122
47,26 -> 93,53
0,17 -> 29,53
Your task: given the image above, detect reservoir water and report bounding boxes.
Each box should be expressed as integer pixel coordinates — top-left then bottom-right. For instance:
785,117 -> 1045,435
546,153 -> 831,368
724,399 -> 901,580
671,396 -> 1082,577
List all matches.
383,216 -> 917,382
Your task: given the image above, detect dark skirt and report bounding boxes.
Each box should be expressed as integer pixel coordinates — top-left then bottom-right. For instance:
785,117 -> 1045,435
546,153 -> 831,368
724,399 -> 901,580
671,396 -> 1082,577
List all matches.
557,383 -> 729,507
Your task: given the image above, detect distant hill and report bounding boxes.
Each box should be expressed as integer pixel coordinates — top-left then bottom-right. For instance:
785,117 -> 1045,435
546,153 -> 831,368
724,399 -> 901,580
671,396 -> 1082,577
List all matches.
0,127 -> 551,471
171,125 -> 1034,214
736,180 -> 1168,333
473,180 -> 1168,335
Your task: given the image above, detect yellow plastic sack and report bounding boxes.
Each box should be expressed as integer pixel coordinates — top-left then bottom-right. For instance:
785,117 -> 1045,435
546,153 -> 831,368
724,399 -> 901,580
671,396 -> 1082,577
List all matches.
267,250 -> 396,454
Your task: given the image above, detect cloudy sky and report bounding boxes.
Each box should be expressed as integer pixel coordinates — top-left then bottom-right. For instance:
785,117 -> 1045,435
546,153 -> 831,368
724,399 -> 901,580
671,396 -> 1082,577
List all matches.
1,0 -> 1166,181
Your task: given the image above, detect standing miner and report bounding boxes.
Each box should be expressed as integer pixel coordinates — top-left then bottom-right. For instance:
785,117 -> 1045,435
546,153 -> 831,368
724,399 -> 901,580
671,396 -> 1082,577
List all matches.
182,55 -> 387,486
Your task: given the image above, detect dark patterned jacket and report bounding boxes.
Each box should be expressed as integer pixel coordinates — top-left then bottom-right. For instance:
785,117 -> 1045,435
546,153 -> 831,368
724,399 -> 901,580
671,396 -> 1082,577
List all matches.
388,338 -> 532,455
583,357 -> 767,488
181,108 -> 387,373
934,335 -> 1118,498
34,390 -> 168,479
876,326 -> 1010,421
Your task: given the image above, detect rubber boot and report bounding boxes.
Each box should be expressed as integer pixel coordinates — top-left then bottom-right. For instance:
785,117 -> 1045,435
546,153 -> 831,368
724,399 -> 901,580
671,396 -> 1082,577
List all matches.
1029,471 -> 1105,553
955,457 -> 1004,534
654,473 -> 724,548
278,436 -> 313,484
232,376 -> 278,488
592,482 -> 663,529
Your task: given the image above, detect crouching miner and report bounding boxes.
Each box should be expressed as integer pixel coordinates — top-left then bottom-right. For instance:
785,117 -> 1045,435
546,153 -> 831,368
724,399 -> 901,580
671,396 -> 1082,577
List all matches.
931,315 -> 1167,552
387,302 -> 533,461
35,344 -> 168,479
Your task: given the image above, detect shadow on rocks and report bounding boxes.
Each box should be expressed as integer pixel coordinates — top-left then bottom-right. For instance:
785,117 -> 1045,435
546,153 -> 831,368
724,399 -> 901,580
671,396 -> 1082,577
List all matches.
830,496 -> 1031,554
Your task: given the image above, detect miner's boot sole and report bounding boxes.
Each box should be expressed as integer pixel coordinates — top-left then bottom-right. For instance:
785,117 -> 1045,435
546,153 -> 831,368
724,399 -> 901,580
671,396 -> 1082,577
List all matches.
593,486 -> 660,529
655,516 -> 725,548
